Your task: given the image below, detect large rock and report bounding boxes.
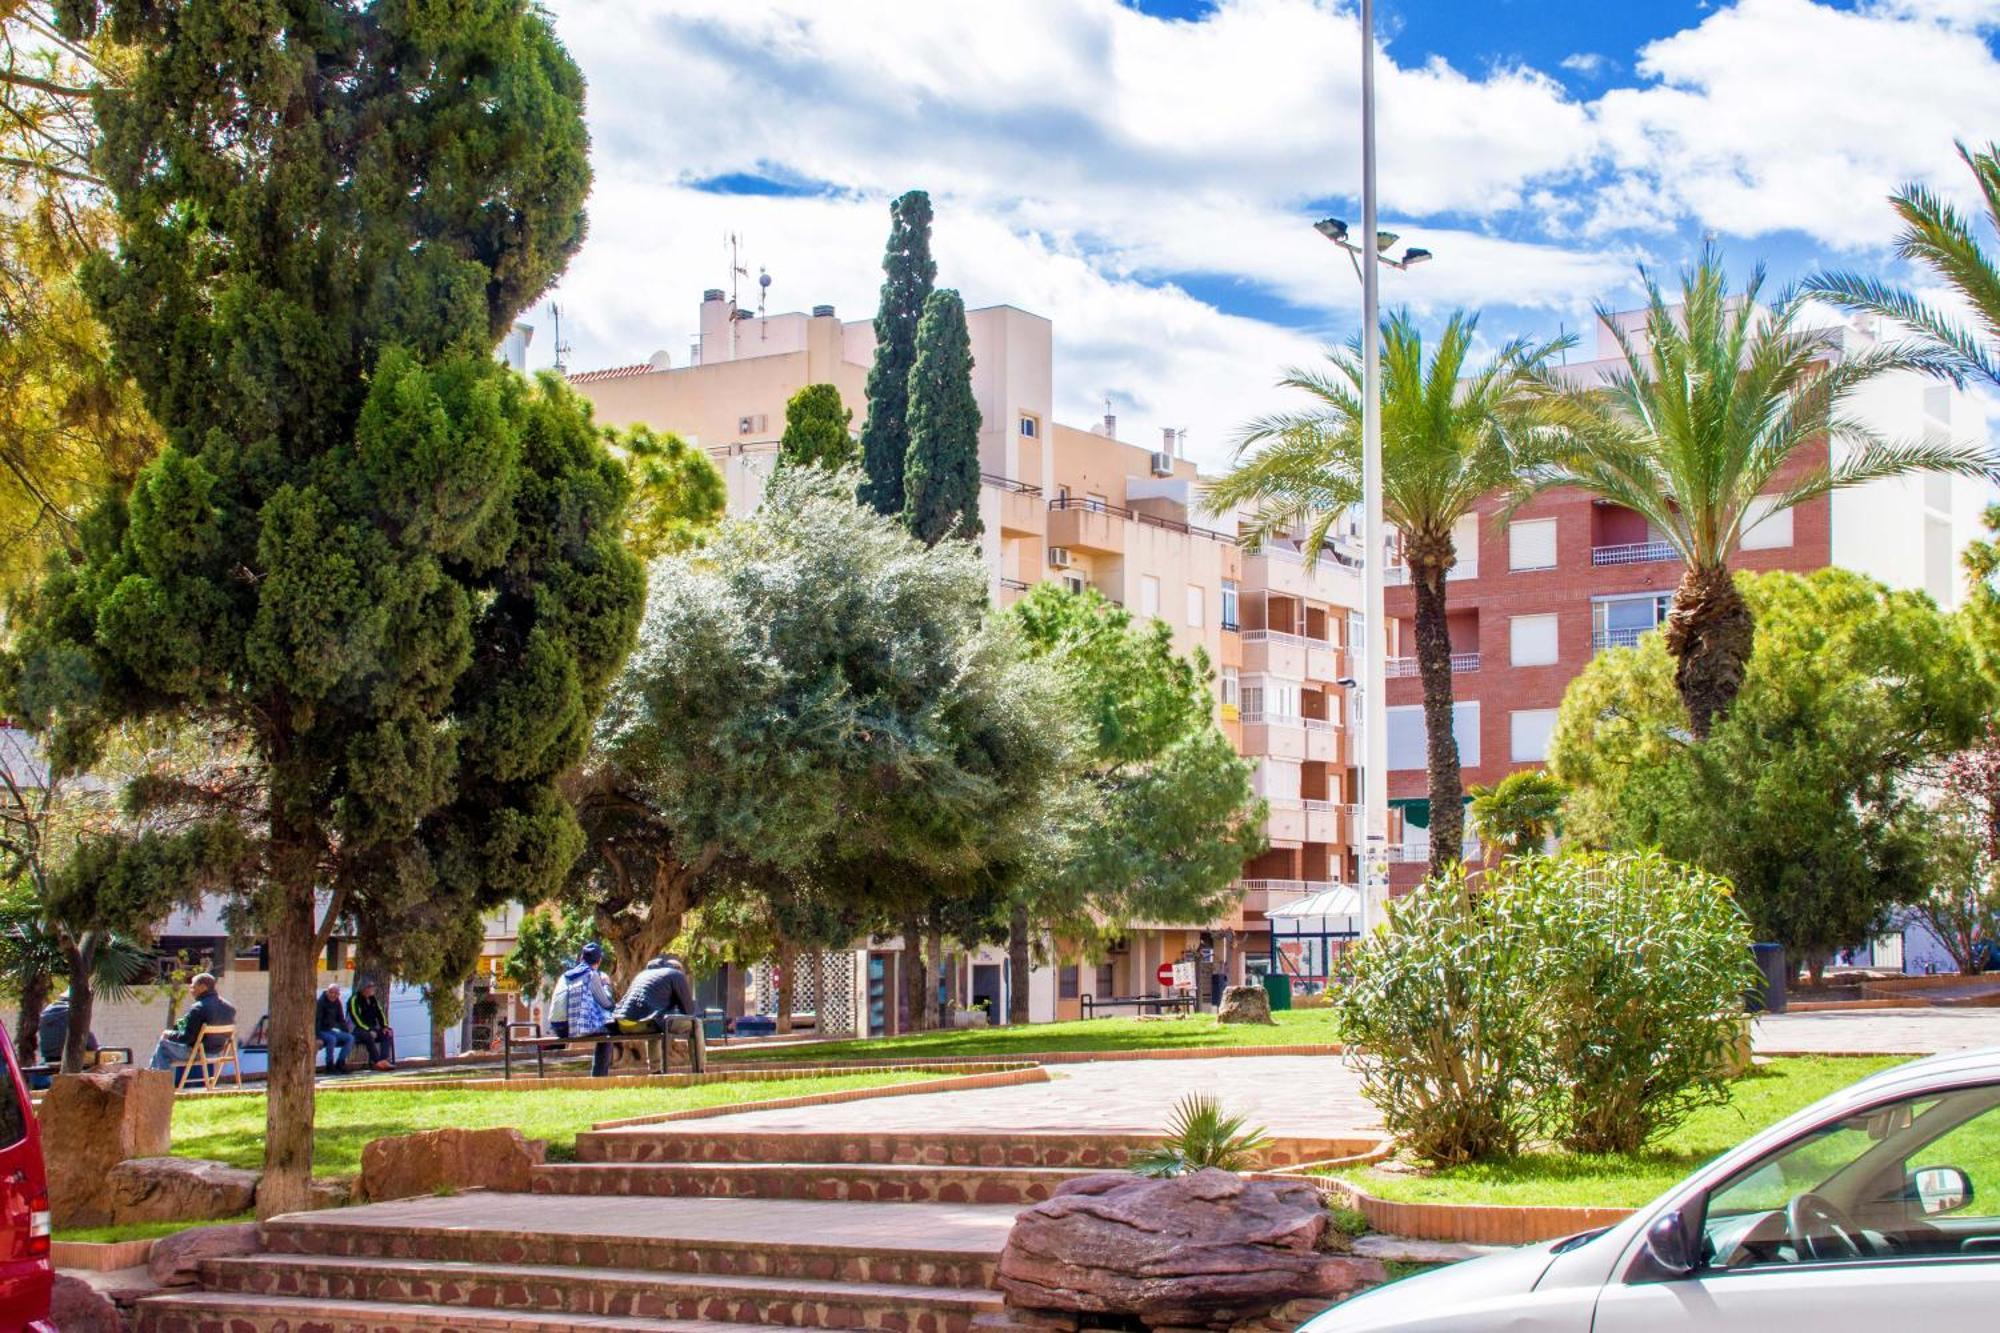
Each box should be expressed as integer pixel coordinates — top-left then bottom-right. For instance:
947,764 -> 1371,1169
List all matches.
42,1067 -> 175,1228
50,1273 -> 125,1333
998,1170 -> 1384,1327
358,1127 -> 546,1203
108,1157 -> 260,1225
146,1221 -> 263,1288
1215,986 -> 1275,1026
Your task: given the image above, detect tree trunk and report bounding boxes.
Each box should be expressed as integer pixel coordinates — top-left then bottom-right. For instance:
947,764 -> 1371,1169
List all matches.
1663,563 -> 1755,740
900,912 -> 925,1033
13,966 -> 48,1066
775,938 -> 796,1036
1007,904 -> 1032,1026
260,859 -> 319,1219
923,928 -> 943,1030
1408,539 -> 1464,875
59,938 -> 94,1074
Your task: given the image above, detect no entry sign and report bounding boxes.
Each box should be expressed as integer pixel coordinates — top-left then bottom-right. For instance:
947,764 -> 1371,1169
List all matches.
1156,962 -> 1175,988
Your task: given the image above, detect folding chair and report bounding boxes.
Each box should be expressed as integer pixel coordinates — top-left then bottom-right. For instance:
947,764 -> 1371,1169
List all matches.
173,1024 -> 243,1090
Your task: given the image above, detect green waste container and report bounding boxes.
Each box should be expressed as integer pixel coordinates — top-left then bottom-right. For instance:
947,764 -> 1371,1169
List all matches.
1261,972 -> 1293,1012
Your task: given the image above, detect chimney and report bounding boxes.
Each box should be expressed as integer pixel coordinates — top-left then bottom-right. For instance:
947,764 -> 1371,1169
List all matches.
812,304 -> 836,318
1161,427 -> 1176,453
1103,410 -> 1116,437
703,288 -> 726,303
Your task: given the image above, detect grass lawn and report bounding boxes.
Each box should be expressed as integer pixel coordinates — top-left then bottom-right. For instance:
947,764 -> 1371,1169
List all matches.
1331,1056 -> 1901,1209
169,1069 -> 941,1176
714,1008 -> 1342,1063
56,1213 -> 254,1245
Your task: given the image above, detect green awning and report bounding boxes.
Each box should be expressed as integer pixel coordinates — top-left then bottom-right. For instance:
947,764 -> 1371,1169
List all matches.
1389,796 -> 1469,830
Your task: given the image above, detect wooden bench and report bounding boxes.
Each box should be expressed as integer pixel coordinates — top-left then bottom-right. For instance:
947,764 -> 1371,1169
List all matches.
501,1019 -> 706,1080
172,1024 -> 242,1090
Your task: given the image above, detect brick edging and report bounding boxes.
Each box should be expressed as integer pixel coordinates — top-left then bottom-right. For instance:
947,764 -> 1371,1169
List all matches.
588,1064 -> 1053,1129
1319,1176 -> 1633,1245
713,1043 -> 1347,1072
167,1058 -> 1040,1099
54,1236 -> 156,1271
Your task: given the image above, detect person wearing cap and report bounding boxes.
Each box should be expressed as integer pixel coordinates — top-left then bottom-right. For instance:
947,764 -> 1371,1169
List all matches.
346,979 -> 396,1071
38,989 -> 98,1068
551,942 -> 615,1076
315,983 -> 355,1074
148,972 -> 237,1070
609,954 -> 705,1073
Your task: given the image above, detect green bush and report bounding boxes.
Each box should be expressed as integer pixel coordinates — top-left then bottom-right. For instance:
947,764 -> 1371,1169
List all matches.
1332,870 -> 1538,1165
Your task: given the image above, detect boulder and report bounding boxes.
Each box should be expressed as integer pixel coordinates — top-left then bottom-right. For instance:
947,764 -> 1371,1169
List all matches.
310,1176 -> 354,1210
998,1170 -> 1384,1327
1215,987 -> 1275,1026
358,1126 -> 546,1203
108,1157 -> 260,1225
146,1221 -> 263,1288
50,1273 -> 126,1333
42,1068 -> 175,1228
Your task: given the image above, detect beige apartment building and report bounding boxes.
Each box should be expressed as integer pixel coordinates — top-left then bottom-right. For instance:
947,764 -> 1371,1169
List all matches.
571,290 -> 1365,1031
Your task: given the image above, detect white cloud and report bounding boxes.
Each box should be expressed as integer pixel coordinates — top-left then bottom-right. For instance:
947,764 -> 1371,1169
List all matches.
1558,52 -> 1614,78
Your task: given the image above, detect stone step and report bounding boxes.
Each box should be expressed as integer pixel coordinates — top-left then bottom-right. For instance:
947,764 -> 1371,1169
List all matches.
533,1161 -> 1089,1205
135,1289 -> 743,1332
201,1254 -> 1004,1331
574,1129 -> 1157,1169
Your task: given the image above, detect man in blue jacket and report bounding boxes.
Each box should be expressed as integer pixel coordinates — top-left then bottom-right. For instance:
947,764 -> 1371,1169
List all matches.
551,942 -> 615,1076
609,954 -> 705,1072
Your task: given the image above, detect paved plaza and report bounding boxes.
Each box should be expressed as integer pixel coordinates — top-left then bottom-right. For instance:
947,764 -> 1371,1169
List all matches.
1753,1006 -> 2000,1054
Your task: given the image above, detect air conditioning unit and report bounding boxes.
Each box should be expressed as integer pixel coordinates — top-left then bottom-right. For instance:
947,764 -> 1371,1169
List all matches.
1048,546 -> 1073,569
1150,450 -> 1174,477
737,414 -> 766,435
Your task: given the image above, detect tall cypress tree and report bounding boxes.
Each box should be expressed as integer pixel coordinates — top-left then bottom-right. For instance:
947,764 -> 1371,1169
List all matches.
24,0 -> 643,1215
858,190 -> 935,516
903,289 -> 983,545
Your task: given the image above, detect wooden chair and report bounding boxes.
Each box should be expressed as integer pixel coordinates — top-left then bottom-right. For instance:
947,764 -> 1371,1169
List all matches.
172,1024 -> 242,1091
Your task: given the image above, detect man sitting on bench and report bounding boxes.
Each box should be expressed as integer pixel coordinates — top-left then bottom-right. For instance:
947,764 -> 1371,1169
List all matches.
609,954 -> 703,1072
551,942 -> 614,1077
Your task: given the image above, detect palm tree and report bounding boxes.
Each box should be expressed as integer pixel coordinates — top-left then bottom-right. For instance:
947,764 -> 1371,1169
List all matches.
1467,770 -> 1565,864
1531,253 -> 1995,740
1808,141 -> 2000,391
1210,311 -> 1572,874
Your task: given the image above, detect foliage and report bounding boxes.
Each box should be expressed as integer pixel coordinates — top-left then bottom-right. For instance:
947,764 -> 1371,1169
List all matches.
1467,770 -> 1565,861
610,425 -> 725,562
858,190 -> 935,518
1551,568 -> 1990,966
1130,1093 -> 1273,1178
1905,728 -> 2000,976
1509,851 -> 1758,1154
500,902 -> 597,1003
777,383 -> 855,473
1966,504 -> 2000,688
16,0 -> 639,1216
1535,250 -> 1992,738
902,288 -> 983,545
1215,311 -> 1572,870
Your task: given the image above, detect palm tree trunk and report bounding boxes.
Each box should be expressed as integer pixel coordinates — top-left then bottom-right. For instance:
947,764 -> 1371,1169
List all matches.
1663,564 -> 1755,740
13,967 -> 48,1066
1409,549 -> 1464,874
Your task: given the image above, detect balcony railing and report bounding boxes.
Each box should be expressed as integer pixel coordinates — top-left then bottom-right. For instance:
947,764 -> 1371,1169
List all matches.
981,473 -> 1043,496
1239,711 -> 1305,727
1302,799 -> 1336,813
1046,496 -> 1236,544
1385,653 -> 1480,677
997,577 -> 1030,592
1385,566 -> 1409,585
1592,626 -> 1653,652
1303,718 -> 1337,733
1591,540 -> 1677,566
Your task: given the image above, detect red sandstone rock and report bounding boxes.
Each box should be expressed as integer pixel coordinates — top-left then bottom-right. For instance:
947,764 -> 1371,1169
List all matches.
997,1169 -> 1384,1327
42,1067 -> 174,1229
358,1126 -> 548,1202
51,1273 -> 126,1332
147,1221 -> 263,1287
108,1157 -> 260,1225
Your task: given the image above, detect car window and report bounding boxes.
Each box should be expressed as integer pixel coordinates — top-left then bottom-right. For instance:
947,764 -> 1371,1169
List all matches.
0,1060 -> 23,1151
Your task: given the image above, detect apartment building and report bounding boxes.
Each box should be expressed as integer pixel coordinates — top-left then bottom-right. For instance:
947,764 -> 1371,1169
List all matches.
571,289 -> 1367,1027
1382,309 -> 1993,887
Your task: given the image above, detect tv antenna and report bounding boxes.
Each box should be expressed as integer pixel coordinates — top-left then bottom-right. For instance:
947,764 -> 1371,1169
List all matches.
727,232 -> 750,310
757,266 -> 771,318
548,301 -> 573,375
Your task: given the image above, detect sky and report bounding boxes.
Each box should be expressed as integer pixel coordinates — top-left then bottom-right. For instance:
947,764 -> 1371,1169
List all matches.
535,0 -> 2000,470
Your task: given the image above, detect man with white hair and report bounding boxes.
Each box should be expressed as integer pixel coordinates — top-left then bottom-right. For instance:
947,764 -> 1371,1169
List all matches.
148,972 -> 236,1070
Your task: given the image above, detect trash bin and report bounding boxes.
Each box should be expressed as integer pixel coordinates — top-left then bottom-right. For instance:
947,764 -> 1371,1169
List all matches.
1747,943 -> 1787,1014
1261,972 -> 1293,1013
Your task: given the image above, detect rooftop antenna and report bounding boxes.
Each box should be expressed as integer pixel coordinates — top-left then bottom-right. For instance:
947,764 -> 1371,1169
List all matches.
727,232 -> 749,310
757,267 -> 771,319
547,301 -> 573,376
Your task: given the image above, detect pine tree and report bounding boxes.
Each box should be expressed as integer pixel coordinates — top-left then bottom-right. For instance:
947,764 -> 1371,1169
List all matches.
903,288 -> 983,545
19,0 -> 643,1215
776,383 -> 855,472
858,190 -> 935,516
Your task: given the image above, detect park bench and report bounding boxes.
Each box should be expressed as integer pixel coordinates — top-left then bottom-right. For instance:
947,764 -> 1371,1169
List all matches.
501,1018 -> 707,1080
172,1024 -> 243,1090
1080,993 -> 1196,1018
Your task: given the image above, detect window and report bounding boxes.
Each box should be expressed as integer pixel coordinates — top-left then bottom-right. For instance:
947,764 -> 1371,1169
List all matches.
1451,513 -> 1480,579
1139,574 -> 1161,619
1187,584 -> 1205,628
1221,579 -> 1240,631
1243,677 -> 1301,720
1255,759 -> 1302,800
1509,518 -> 1557,571
1509,708 -> 1558,763
1510,614 -> 1560,667
1057,965 -> 1079,1000
1740,495 -> 1794,550
1095,962 -> 1115,995
1062,572 -> 1087,596
1593,593 -> 1671,651
1388,702 -> 1479,769
1019,413 -> 1040,439
1220,666 -> 1240,709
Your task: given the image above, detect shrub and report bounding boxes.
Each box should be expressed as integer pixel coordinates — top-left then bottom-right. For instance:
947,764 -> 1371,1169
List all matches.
1512,850 -> 1759,1154
1332,870 -> 1538,1165
1130,1093 -> 1273,1177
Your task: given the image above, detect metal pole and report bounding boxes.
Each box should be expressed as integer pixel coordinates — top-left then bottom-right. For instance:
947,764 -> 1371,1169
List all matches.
1358,0 -> 1390,930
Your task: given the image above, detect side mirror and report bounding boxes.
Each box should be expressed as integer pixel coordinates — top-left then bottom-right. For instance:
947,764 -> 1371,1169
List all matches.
1630,1209 -> 1699,1283
1911,1166 -> 1974,1216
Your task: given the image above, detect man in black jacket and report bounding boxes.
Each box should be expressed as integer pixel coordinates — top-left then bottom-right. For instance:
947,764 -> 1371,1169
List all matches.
38,990 -> 97,1068
346,980 -> 396,1071
316,983 -> 354,1074
147,973 -> 236,1070
609,955 -> 704,1072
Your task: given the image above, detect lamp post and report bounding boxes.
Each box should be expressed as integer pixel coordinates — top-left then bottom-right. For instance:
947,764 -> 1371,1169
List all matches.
1315,0 -> 1429,933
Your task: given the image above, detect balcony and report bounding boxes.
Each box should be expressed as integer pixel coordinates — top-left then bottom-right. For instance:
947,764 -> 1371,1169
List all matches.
1591,540 -> 1677,567
1242,628 -> 1307,677
1385,652 -> 1480,677
996,576 -> 1031,606
983,473 -> 1046,539
1047,498 -> 1124,555
1241,711 -> 1307,760
1306,640 -> 1344,683
1303,798 -> 1345,844
1303,717 -> 1341,763
1592,626 -> 1655,652
1237,878 -> 1343,918
1264,797 -> 1306,845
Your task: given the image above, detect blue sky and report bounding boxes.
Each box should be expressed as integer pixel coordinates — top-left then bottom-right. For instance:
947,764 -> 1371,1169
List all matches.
540,0 -> 2000,467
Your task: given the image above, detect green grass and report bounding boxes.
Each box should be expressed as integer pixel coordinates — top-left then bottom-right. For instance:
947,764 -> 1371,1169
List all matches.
56,1213 -> 254,1245
1331,1057 -> 1901,1209
714,1008 -> 1342,1063
170,1070 -> 940,1176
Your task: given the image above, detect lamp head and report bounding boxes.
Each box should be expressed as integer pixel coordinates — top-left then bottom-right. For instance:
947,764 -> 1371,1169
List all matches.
1375,230 -> 1401,253
1314,216 -> 1349,243
1400,247 -> 1433,267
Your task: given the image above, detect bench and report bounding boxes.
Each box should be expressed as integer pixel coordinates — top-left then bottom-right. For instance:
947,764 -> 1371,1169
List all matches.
25,1047 -> 133,1091
501,1018 -> 706,1080
1080,994 -> 1196,1018
172,1025 -> 242,1090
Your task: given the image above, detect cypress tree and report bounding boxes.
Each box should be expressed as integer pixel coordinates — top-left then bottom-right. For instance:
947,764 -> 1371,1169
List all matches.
25,0 -> 643,1215
903,289 -> 983,545
777,383 -> 856,471
858,190 -> 935,516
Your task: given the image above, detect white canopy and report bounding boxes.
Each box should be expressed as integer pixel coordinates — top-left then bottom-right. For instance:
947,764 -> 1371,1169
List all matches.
1267,885 -> 1363,925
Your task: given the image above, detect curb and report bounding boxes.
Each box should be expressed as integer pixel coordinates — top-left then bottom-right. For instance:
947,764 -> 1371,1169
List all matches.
712,1043 -> 1347,1071
1319,1176 -> 1632,1245
53,1237 -> 156,1271
588,1064 -> 1054,1129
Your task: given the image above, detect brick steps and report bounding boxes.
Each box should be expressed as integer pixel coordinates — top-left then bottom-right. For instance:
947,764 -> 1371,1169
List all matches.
200,1254 -> 1003,1331
135,1289 -> 745,1332
533,1161 -> 1090,1205
574,1128 -> 1161,1168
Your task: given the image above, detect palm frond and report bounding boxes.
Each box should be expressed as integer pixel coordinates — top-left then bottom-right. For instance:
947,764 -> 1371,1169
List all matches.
1130,1092 -> 1273,1177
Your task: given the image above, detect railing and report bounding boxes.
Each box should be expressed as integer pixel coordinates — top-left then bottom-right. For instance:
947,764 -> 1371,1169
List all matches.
1302,799 -> 1336,813
1386,653 -> 1480,677
1046,496 -> 1236,544
1385,566 -> 1409,585
981,473 -> 1043,496
1221,618 -> 1240,632
1263,797 -> 1305,811
1592,626 -> 1653,652
1591,540 -> 1677,566
1239,711 -> 1304,727
1303,718 -> 1337,732
1244,542 -> 1366,574
997,577 -> 1030,592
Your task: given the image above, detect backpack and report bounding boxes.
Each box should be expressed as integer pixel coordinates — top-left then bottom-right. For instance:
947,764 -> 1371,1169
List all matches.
558,963 -> 608,1035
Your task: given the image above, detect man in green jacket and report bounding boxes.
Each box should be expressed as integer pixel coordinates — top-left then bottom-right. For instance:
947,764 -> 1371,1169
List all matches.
346,979 -> 396,1071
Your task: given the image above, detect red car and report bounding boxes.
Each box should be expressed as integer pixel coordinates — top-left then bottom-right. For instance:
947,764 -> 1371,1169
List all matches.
0,1027 -> 52,1331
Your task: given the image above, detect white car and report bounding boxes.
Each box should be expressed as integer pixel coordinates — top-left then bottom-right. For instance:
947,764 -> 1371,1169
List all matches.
1307,1046 -> 2000,1331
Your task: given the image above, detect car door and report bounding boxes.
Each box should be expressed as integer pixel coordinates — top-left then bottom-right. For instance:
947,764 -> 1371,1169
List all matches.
1592,1080 -> 2000,1333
